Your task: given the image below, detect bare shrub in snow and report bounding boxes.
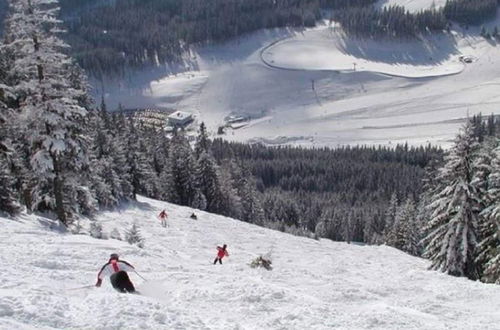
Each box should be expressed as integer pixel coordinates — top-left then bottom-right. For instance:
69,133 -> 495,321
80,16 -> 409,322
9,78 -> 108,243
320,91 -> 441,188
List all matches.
250,255 -> 273,271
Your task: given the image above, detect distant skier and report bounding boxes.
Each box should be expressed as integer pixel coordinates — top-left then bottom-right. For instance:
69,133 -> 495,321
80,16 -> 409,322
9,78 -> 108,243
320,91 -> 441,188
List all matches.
158,209 -> 168,227
190,212 -> 197,220
213,244 -> 229,265
95,253 -> 136,293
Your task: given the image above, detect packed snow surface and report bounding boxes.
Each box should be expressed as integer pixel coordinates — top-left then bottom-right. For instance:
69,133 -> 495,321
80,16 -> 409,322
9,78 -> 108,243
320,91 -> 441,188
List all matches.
1,196 -> 500,329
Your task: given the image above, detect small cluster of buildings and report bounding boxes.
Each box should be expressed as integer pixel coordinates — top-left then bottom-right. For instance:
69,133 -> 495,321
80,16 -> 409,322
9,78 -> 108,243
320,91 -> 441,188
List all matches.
167,111 -> 193,129
120,108 -> 194,131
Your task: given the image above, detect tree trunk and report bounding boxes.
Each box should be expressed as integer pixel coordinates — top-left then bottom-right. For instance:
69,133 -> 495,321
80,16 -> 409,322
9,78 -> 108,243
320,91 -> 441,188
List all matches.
52,154 -> 67,225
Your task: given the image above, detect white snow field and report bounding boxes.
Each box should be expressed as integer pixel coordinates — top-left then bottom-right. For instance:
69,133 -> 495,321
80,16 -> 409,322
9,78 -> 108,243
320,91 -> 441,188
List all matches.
1,196 -> 500,330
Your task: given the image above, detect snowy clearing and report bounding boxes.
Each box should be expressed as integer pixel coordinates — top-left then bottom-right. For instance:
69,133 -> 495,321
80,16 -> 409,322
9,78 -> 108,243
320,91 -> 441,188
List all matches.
1,196 -> 500,330
261,27 -> 464,78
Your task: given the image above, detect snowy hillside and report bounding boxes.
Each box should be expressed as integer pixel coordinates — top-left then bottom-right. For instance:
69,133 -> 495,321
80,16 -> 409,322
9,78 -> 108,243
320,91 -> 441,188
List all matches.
1,196 -> 499,329
99,7 -> 500,148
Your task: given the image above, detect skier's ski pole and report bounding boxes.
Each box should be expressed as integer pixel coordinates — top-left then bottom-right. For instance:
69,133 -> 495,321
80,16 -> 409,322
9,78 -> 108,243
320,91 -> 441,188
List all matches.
134,271 -> 148,281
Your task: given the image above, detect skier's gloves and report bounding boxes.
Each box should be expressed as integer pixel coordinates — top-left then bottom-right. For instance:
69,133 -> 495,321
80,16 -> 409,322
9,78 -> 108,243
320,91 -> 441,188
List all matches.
96,279 -> 102,287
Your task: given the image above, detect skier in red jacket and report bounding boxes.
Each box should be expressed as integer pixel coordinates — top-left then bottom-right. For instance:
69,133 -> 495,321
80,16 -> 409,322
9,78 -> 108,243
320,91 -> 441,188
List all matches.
213,244 -> 229,265
96,253 -> 136,293
158,209 -> 168,227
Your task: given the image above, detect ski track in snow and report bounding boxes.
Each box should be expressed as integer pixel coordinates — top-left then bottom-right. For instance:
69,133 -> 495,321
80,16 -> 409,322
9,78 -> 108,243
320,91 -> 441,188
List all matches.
1,196 -> 500,329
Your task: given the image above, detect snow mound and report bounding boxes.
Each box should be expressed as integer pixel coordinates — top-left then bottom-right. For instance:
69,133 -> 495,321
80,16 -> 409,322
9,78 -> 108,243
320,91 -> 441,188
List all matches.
1,196 -> 500,329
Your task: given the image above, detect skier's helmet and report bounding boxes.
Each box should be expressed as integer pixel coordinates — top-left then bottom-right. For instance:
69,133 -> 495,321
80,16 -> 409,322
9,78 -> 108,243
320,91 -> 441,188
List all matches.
109,253 -> 119,260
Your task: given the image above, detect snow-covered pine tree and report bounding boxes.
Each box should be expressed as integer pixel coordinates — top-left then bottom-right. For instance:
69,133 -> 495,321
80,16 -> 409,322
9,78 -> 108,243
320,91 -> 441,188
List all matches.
191,189 -> 207,211
344,210 -> 353,244
126,119 -> 156,198
229,161 -> 265,225
314,218 -> 329,238
351,208 -> 365,242
4,0 -> 93,225
217,163 -> 242,218
476,142 -> 500,284
422,122 -> 481,279
143,126 -> 170,199
390,197 -> 420,255
87,107 -> 134,208
194,122 -> 210,160
383,193 -> 399,244
315,207 -> 343,241
168,132 -> 198,207
125,223 -> 145,248
472,137 -> 496,204
0,156 -> 21,216
87,110 -> 117,208
0,47 -> 21,215
158,157 -> 177,202
195,152 -> 225,213
109,113 -> 134,202
363,209 -> 385,244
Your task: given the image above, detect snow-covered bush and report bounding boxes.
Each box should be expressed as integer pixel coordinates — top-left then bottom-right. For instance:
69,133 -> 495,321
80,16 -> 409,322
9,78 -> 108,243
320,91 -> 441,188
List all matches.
110,228 -> 122,241
125,223 -> 145,248
70,220 -> 83,234
90,221 -> 106,239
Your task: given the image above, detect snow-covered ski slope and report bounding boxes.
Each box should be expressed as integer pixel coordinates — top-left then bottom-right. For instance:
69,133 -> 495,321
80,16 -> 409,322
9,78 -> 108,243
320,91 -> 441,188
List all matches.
1,196 -> 499,330
100,6 -> 500,149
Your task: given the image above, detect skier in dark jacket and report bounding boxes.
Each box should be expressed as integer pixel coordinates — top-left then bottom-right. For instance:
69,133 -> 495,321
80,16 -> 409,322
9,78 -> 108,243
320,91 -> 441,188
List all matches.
213,244 -> 229,264
96,253 -> 136,293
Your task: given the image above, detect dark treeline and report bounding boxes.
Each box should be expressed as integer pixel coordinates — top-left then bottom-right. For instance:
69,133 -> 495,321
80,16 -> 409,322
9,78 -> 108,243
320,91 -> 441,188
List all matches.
211,140 -> 443,241
444,0 -> 499,25
59,0 -> 322,78
334,0 -> 500,39
333,5 -> 448,38
4,1 -> 498,76
319,0 -> 376,9
0,0 -> 7,36
55,0 -> 384,77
